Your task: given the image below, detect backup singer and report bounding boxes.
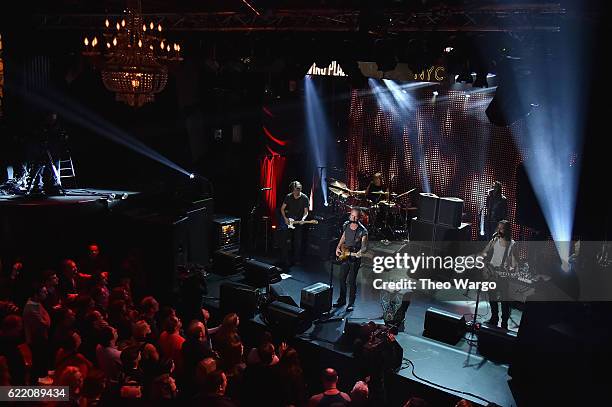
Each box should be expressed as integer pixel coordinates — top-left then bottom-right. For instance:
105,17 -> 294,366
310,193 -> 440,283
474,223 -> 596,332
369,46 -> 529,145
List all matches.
483,181 -> 508,240
280,181 -> 309,266
334,208 -> 368,312
480,219 -> 517,330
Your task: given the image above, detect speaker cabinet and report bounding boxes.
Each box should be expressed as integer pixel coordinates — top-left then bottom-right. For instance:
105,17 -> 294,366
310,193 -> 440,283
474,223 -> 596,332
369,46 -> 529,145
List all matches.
434,223 -> 472,255
410,218 -> 436,243
417,193 -> 439,223
220,282 -> 259,319
423,307 -> 466,345
300,282 -> 332,315
477,324 -> 517,362
436,197 -> 463,228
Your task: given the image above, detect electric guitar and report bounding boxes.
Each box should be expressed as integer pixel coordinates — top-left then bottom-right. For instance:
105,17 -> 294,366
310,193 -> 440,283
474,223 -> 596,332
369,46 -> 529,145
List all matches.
337,244 -> 374,262
282,217 -> 319,230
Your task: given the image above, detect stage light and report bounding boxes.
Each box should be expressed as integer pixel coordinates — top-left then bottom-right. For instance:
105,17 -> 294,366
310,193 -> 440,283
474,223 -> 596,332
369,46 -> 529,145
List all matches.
456,71 -> 473,84
189,173 -> 195,179
444,47 -> 454,53
433,91 -> 439,96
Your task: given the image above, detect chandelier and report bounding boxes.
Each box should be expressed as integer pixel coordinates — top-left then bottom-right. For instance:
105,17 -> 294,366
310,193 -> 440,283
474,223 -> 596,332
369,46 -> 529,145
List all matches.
82,0 -> 182,107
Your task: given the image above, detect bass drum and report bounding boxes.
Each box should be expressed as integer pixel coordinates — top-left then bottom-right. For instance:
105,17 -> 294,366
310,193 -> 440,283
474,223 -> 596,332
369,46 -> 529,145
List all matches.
345,195 -> 372,209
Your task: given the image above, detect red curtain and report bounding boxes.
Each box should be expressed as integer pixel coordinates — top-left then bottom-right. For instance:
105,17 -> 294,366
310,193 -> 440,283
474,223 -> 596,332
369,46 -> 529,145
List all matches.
260,154 -> 287,226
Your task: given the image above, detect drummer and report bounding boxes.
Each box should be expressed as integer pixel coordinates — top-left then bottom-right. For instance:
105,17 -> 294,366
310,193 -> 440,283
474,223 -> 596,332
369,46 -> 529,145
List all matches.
364,172 -> 388,204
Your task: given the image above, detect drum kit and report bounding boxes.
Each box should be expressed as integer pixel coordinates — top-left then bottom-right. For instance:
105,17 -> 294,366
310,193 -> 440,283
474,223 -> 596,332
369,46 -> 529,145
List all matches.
327,178 -> 416,240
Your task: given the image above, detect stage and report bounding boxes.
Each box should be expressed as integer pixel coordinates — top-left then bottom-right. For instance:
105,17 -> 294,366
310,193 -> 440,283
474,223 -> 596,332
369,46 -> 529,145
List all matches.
202,240 -> 521,407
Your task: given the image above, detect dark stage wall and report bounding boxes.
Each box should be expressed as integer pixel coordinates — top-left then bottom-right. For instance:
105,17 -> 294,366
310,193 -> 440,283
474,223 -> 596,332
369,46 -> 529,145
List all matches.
346,85 -> 530,241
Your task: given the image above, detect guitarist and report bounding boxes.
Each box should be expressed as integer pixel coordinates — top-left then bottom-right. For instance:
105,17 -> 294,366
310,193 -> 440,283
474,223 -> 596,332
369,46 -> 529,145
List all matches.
480,219 -> 517,330
334,208 -> 369,312
280,181 -> 309,267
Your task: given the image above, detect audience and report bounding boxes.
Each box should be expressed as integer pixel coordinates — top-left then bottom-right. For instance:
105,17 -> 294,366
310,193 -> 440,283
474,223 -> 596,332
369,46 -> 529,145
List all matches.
0,246 -> 451,407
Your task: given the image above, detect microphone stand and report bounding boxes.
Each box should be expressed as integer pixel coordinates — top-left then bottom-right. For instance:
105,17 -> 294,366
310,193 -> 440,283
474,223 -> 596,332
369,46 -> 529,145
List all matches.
249,187 -> 271,254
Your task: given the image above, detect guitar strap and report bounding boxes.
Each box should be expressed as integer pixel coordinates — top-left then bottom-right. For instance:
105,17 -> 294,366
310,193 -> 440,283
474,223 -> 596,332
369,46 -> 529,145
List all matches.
500,239 -> 512,269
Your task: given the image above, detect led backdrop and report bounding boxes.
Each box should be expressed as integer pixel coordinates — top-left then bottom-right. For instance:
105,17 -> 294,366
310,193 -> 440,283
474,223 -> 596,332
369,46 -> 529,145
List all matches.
346,85 -> 527,241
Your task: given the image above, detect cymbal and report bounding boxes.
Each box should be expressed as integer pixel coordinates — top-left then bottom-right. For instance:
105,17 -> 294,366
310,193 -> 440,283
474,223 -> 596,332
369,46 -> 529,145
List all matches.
329,185 -> 351,193
327,179 -> 348,190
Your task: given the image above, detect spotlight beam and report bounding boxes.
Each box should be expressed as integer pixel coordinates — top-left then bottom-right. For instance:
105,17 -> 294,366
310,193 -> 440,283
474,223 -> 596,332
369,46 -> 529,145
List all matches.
380,79 -> 431,193
304,76 -> 331,205
8,84 -> 192,178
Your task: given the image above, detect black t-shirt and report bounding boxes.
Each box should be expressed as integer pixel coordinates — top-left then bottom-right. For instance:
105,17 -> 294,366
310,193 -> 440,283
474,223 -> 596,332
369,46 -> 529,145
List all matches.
342,221 -> 368,250
366,182 -> 385,203
485,191 -> 508,223
283,193 -> 309,220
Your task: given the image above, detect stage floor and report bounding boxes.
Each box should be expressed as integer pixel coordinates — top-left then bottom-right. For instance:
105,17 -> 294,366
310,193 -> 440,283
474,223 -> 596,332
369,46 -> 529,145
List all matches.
0,188 -> 139,206
203,240 -> 520,407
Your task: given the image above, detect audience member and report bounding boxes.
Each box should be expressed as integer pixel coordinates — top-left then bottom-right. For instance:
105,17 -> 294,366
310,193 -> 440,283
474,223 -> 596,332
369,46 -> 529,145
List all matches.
0,314 -> 26,385
308,368 -> 351,407
22,283 -> 51,379
96,325 -> 122,382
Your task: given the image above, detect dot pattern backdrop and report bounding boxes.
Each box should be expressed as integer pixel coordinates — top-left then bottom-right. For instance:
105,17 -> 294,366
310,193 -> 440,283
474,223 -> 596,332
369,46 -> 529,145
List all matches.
346,84 -> 527,241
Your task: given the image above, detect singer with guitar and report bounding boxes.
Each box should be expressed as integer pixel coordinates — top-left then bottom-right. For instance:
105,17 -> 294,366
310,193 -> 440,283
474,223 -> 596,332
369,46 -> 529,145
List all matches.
480,219 -> 517,330
280,181 -> 310,267
334,208 -> 369,312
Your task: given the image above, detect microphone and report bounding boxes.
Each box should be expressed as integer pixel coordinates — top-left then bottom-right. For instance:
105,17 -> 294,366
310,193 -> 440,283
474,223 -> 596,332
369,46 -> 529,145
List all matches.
260,187 -> 272,191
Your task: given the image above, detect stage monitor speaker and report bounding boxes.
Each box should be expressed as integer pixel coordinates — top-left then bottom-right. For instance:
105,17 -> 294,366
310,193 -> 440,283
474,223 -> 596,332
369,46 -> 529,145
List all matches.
300,282 -> 332,315
423,307 -> 466,345
213,250 -> 244,276
262,300 -> 312,335
220,282 -> 259,319
436,197 -> 463,228
244,258 -> 281,288
417,193 -> 439,223
477,324 -> 517,362
270,283 -> 299,307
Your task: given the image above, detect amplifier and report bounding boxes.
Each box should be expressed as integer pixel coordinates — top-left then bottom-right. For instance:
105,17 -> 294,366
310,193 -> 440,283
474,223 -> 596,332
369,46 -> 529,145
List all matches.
300,282 -> 332,315
212,215 -> 241,252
